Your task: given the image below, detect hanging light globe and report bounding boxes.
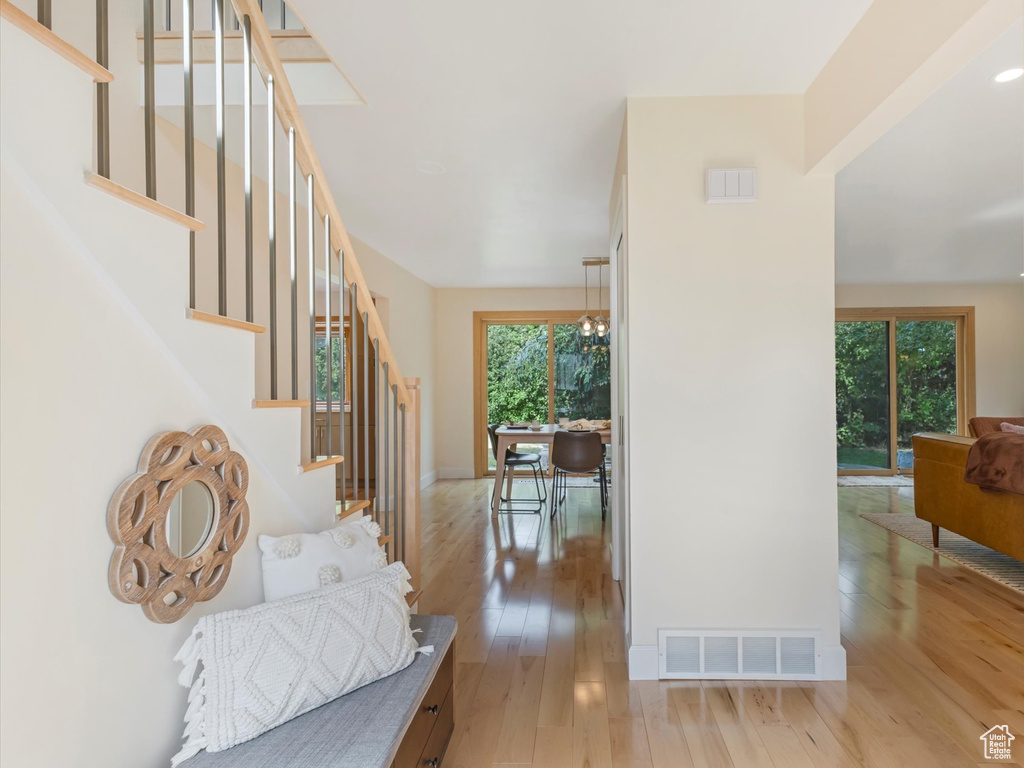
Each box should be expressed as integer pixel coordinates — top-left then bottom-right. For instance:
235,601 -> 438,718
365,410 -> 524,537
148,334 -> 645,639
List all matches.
594,315 -> 609,338
578,314 -> 595,336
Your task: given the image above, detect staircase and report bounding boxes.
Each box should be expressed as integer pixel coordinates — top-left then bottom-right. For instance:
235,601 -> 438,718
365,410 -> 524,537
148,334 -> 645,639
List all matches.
0,0 -> 421,592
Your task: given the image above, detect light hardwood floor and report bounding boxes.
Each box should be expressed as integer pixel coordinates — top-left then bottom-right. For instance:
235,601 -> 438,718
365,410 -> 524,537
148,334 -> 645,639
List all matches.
418,480 -> 1024,768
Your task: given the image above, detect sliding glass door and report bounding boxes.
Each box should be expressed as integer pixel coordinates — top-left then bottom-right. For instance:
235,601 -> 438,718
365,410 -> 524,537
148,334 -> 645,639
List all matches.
474,311 -> 611,476
836,320 -> 891,470
895,320 -> 958,468
835,308 -> 974,475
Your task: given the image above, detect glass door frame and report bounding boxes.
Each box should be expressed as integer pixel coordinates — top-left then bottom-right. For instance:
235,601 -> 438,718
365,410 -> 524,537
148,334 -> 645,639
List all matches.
835,306 -> 976,476
472,309 -> 604,477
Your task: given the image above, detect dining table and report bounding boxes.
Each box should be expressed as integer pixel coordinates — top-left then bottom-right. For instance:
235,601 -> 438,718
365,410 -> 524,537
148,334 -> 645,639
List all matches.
491,423 -> 611,516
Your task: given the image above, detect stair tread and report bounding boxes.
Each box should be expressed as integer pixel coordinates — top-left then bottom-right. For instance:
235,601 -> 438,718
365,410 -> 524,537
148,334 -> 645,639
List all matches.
1,1 -> 113,83
253,399 -> 310,408
336,499 -> 372,519
186,308 -> 265,334
85,172 -> 204,231
301,455 -> 344,473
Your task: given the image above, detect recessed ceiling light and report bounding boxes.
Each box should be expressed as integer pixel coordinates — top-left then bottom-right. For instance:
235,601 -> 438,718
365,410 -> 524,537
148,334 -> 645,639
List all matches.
994,68 -> 1023,83
415,161 -> 446,175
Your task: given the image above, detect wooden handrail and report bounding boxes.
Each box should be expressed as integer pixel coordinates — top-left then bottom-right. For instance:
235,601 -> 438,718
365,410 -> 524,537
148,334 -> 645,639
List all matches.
229,0 -> 412,409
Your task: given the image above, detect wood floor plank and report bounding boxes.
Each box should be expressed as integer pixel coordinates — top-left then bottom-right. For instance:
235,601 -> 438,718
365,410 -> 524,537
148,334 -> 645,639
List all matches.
676,700 -> 735,768
493,654 -> 546,763
537,578 -> 578,727
532,725 -> 573,768
637,680 -> 695,768
447,637 -> 521,768
605,661 -> 644,719
701,684 -> 775,768
609,717 -> 654,767
573,682 -> 614,768
418,481 -> 1024,768
755,725 -> 817,768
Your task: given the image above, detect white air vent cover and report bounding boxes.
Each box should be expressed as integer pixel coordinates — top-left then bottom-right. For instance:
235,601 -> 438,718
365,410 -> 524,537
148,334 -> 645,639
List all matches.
658,630 -> 821,680
706,168 -> 757,204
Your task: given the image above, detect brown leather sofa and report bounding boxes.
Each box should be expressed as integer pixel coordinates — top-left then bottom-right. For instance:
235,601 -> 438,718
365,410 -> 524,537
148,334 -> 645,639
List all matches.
912,421 -> 1024,562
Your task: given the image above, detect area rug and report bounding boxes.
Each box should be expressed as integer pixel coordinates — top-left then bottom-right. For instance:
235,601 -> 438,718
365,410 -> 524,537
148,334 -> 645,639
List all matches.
838,475 -> 914,487
859,513 -> 1024,595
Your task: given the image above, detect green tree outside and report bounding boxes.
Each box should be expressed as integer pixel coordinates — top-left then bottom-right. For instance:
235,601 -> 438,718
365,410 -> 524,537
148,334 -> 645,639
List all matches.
835,319 -> 957,469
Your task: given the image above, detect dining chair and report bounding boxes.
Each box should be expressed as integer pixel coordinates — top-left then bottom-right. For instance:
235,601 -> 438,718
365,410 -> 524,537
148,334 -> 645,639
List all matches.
488,424 -> 547,514
549,430 -> 607,520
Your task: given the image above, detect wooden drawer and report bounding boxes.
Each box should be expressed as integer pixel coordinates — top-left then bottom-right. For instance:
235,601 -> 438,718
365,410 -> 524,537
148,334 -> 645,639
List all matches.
416,683 -> 454,767
393,644 -> 454,768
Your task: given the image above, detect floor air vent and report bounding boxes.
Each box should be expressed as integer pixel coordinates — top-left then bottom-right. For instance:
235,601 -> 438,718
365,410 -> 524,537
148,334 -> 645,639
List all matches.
658,630 -> 822,680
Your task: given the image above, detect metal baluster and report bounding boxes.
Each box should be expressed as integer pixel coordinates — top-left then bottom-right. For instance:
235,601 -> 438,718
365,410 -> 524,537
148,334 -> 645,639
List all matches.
400,401 -> 407,563
373,339 -> 380,517
183,0 -> 195,307
96,0 -> 109,178
267,74 -> 278,395
350,283 -> 359,499
383,362 -> 390,552
37,0 -> 51,29
392,384 -> 399,561
213,0 -> 227,314
338,251 -> 346,499
307,175 -> 316,461
243,15 -> 253,321
143,0 -> 157,199
289,128 -> 298,399
362,311 -> 370,504
280,0 -> 286,29
323,215 -> 332,458
165,0 -> 171,31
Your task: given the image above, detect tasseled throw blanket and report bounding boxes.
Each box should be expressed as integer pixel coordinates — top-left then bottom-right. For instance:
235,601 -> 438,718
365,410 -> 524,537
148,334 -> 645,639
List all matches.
965,432 -> 1024,496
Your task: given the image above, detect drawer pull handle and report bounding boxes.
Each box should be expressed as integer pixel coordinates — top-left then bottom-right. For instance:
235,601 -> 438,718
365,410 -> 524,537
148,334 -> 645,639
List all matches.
425,759 -> 439,767
426,704 -> 438,715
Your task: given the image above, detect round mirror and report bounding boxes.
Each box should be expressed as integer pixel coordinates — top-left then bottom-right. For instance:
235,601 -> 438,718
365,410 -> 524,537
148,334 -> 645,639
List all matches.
166,481 -> 215,557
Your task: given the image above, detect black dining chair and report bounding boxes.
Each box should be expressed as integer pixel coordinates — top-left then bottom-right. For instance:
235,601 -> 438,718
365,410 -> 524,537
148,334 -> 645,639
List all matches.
549,430 -> 607,520
488,424 -> 547,514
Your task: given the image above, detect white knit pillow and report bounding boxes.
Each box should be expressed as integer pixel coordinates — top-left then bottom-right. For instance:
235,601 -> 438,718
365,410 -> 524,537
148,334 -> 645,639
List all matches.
258,516 -> 387,603
172,562 -> 430,766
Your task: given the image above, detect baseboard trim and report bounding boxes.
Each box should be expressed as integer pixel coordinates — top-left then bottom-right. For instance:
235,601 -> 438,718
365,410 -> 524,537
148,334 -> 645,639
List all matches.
821,643 -> 847,680
627,645 -> 659,680
420,470 -> 438,489
437,467 -> 474,480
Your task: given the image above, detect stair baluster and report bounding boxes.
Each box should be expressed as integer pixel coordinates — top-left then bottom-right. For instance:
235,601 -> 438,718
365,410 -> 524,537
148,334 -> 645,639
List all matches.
243,14 -> 254,320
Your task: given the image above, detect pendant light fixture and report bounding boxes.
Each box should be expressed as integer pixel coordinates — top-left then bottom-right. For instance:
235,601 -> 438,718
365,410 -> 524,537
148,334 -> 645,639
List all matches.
578,263 -> 595,337
593,263 -> 609,338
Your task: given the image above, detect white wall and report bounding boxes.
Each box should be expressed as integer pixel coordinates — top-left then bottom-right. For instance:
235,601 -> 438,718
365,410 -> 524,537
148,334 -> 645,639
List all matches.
433,287 -> 591,477
352,235 -> 437,486
836,283 -> 1024,415
0,7 -> 435,767
0,160 -> 312,768
623,95 -> 844,678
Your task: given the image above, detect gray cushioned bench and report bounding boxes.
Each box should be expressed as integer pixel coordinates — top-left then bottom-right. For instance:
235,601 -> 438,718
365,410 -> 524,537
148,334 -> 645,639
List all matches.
183,614 -> 457,768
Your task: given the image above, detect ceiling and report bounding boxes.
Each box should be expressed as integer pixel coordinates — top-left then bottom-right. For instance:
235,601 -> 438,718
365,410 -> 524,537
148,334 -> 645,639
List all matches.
290,0 -> 873,287
836,22 -> 1024,285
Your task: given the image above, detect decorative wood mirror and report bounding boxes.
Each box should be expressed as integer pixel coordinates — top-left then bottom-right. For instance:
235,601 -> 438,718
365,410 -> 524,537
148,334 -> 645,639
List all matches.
107,425 -> 250,623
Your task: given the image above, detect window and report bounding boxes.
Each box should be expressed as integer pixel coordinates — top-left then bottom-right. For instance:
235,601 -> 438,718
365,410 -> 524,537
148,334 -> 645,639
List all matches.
474,311 -> 611,475
314,317 -> 352,409
835,307 -> 975,475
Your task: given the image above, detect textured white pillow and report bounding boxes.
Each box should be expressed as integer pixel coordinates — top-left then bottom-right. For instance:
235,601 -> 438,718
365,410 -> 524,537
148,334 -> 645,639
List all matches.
258,516 -> 387,603
172,562 -> 428,766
